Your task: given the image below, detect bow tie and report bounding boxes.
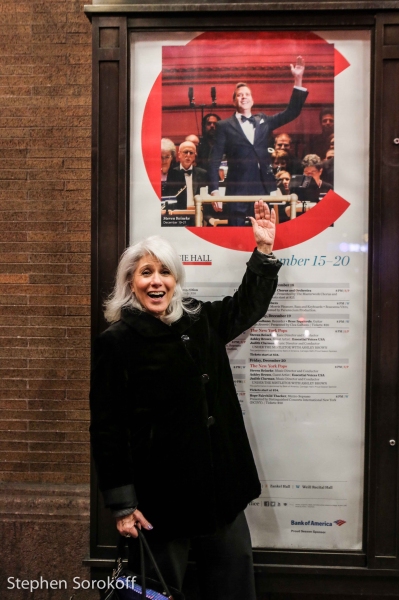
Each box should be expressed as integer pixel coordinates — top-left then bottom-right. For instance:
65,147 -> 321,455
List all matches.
183,170 -> 192,176
241,115 -> 256,126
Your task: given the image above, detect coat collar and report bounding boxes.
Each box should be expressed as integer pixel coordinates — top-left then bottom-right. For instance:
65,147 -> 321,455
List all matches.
121,306 -> 199,338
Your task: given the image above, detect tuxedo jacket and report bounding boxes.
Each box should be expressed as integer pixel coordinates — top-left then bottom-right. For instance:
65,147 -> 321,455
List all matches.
209,88 -> 308,196
164,166 -> 208,210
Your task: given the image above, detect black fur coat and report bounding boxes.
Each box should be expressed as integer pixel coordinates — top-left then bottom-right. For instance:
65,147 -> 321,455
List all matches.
90,250 -> 281,540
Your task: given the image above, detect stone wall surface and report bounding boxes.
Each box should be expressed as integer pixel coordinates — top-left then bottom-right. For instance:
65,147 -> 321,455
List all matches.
0,0 -> 92,487
0,1 -> 93,595
0,483 -> 99,600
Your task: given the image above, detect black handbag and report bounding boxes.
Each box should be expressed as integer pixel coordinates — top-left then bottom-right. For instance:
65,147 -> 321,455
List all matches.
102,530 -> 185,600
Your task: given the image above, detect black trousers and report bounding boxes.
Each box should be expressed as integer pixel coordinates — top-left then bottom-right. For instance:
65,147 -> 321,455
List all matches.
127,511 -> 257,600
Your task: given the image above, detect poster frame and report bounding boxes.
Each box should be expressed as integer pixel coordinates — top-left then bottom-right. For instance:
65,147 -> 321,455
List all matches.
85,3 -> 399,595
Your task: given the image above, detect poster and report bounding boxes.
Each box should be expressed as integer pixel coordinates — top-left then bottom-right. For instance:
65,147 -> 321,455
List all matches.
130,30 -> 370,549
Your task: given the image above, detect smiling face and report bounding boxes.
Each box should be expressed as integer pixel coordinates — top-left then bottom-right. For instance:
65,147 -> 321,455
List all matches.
233,86 -> 254,115
131,254 -> 176,317
275,134 -> 292,153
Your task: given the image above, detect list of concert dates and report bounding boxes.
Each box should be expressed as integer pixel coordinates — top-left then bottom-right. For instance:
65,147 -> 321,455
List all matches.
182,248 -> 367,550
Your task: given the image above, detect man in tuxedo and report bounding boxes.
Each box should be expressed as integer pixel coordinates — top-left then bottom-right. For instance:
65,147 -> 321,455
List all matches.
197,113 -> 221,169
165,140 -> 208,211
274,132 -> 303,175
209,56 -> 308,226
311,107 -> 334,160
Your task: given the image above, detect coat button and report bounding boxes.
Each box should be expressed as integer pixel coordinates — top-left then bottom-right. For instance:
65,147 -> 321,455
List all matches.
207,416 -> 216,427
201,373 -> 210,383
181,334 -> 190,342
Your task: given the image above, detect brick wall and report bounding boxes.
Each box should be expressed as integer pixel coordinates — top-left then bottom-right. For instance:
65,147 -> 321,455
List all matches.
0,0 -> 92,485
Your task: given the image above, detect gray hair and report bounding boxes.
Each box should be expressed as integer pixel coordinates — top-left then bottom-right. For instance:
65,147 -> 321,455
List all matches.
161,138 -> 176,159
104,236 -> 199,325
302,154 -> 323,169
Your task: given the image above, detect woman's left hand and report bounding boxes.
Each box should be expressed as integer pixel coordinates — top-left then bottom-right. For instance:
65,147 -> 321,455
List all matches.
249,200 -> 276,254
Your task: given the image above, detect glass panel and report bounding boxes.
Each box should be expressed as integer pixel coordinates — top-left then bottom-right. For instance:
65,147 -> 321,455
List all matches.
130,29 -> 370,550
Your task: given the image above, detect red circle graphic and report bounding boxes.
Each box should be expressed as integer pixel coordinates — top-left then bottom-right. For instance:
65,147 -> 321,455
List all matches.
142,31 -> 350,251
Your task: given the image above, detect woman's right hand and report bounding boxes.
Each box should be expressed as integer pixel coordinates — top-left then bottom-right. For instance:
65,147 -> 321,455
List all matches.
116,509 -> 153,538
249,200 -> 276,254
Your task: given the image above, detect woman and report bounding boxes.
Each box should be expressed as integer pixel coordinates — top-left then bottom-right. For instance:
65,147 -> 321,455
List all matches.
90,201 -> 281,600
161,138 -> 176,192
270,149 -> 289,174
285,154 -> 333,218
301,153 -> 333,195
275,169 -> 291,195
275,170 -> 292,224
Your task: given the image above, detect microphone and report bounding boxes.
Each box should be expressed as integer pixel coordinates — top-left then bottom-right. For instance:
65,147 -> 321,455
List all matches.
211,86 -> 216,106
188,87 -> 195,107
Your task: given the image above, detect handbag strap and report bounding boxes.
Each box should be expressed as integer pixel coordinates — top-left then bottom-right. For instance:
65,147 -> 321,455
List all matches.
115,532 -> 174,600
138,532 -> 146,600
137,529 -> 174,600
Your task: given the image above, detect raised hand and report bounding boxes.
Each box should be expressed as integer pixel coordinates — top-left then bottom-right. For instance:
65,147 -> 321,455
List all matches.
249,200 -> 276,254
290,55 -> 305,87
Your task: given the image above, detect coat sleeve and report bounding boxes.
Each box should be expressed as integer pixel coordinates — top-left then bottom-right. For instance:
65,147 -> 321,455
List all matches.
203,250 -> 282,344
266,87 -> 308,132
89,331 -> 138,510
193,167 -> 210,196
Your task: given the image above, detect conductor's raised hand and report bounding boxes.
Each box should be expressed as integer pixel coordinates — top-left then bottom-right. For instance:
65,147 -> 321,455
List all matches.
249,201 -> 276,255
290,55 -> 305,87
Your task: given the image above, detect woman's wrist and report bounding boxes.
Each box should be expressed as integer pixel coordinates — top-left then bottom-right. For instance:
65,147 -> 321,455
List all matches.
112,506 -> 137,519
257,244 -> 273,255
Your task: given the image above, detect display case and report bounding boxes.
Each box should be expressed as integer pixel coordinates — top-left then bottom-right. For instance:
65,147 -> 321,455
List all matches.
85,2 -> 399,596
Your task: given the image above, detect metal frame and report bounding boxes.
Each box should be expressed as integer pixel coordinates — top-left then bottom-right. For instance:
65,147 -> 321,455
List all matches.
86,3 -> 399,595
